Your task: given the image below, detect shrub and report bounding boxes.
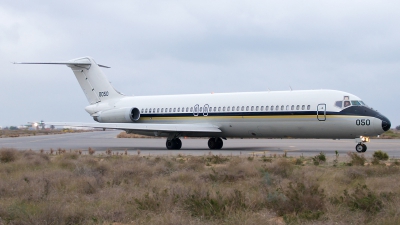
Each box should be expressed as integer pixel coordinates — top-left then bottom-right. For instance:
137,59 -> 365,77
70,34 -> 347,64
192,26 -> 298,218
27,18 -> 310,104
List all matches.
0,148 -> 17,163
185,189 -> 247,219
347,152 -> 366,166
268,181 -> 326,220
88,147 -> 95,155
312,152 -> 326,165
373,151 -> 389,161
330,184 -> 389,213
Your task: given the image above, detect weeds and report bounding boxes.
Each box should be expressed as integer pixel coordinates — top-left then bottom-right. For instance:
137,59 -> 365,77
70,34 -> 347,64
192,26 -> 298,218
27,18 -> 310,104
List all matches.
312,152 -> 326,165
373,150 -> 389,161
0,148 -> 17,162
269,181 -> 326,220
0,149 -> 400,224
330,184 -> 392,213
347,152 -> 366,166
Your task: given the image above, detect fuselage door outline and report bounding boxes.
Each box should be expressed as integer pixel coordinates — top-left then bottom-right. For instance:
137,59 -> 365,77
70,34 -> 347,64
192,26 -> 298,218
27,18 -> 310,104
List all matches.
317,104 -> 326,121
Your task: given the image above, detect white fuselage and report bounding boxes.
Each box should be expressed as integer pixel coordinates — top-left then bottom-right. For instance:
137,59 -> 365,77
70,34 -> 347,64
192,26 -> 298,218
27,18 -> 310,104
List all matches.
86,89 -> 386,139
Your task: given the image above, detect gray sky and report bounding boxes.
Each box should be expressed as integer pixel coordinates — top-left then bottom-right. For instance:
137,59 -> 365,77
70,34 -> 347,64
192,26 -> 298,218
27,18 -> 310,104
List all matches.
1,0 -> 399,127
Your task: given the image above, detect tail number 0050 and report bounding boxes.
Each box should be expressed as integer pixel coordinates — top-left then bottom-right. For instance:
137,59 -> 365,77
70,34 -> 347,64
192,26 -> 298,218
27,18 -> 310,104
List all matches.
356,119 -> 370,126
99,91 -> 109,97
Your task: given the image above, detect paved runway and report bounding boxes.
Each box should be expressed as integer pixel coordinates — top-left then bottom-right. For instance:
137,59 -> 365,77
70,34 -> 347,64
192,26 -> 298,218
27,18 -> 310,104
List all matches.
0,130 -> 399,157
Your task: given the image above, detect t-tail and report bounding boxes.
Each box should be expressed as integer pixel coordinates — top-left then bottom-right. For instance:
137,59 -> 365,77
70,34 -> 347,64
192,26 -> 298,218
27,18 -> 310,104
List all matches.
14,56 -> 124,104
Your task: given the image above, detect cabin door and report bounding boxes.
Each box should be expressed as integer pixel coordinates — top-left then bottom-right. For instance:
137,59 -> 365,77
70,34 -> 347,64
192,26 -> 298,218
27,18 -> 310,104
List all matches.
317,104 -> 326,121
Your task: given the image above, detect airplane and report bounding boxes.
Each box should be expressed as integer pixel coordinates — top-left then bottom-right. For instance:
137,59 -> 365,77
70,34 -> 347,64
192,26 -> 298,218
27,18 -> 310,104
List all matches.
14,56 -> 391,152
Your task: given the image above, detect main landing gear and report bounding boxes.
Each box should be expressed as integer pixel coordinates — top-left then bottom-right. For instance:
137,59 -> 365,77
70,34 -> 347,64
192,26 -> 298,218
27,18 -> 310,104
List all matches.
208,137 -> 223,149
355,136 -> 370,153
166,138 -> 182,150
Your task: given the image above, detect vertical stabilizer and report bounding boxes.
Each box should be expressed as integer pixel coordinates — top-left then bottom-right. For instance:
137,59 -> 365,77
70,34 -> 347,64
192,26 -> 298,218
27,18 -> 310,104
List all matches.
68,57 -> 123,104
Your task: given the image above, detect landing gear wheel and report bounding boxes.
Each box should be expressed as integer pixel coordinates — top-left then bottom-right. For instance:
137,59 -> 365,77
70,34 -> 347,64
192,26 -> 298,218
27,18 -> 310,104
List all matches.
166,138 -> 182,150
362,144 -> 367,152
355,144 -> 367,153
175,138 -> 182,149
208,137 -> 223,150
208,138 -> 217,149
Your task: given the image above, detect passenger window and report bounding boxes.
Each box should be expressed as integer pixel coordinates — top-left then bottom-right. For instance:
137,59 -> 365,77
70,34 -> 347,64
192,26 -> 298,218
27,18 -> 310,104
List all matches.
276,105 -> 279,111
241,106 -> 244,111
286,105 -> 289,110
141,109 -> 144,113
232,106 -> 234,111
223,107 -> 226,111
145,109 -> 147,113
302,105 -> 305,110
251,106 -> 254,111
296,105 -> 299,110
169,108 -> 172,112
261,106 -> 264,111
200,107 -> 203,112
157,108 -> 159,113
209,107 -> 212,112
190,107 -> 193,112
281,105 -> 284,110
177,108 -> 180,112
218,107 -> 221,112
227,106 -> 230,111
265,106 -> 269,111
214,107 -> 217,112
256,106 -> 259,111
246,106 -> 249,111
161,108 -> 164,113
291,105 -> 294,110
307,105 -> 310,110
271,106 -> 274,111
237,106 -> 240,111
173,108 -> 176,112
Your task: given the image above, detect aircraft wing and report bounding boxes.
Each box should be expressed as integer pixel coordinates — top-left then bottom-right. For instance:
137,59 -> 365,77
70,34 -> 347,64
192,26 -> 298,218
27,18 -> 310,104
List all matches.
46,122 -> 222,133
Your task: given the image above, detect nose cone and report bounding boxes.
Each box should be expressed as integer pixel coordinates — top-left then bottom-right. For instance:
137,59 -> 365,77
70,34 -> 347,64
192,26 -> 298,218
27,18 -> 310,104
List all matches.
381,117 -> 391,131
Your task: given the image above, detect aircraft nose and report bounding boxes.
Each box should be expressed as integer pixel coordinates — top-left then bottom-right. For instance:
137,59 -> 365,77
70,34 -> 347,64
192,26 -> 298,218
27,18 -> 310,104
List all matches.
381,117 -> 391,132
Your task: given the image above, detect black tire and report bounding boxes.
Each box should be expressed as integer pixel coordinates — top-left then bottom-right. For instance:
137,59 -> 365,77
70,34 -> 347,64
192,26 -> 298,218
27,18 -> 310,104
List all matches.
362,144 -> 367,152
174,138 -> 182,150
215,137 -> 223,149
166,140 -> 174,150
208,138 -> 216,149
355,144 -> 364,153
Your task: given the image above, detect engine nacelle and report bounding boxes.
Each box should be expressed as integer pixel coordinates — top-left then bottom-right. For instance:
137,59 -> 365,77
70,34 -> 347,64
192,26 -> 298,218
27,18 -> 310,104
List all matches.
93,107 -> 140,123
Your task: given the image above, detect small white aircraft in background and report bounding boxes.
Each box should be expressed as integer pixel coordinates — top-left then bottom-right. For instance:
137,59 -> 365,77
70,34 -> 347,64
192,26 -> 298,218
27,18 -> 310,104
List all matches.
15,57 -> 391,152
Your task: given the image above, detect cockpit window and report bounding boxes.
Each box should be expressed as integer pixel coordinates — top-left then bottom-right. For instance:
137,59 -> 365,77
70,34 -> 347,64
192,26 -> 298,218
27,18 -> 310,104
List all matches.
359,101 -> 366,106
335,101 -> 342,108
351,101 -> 361,106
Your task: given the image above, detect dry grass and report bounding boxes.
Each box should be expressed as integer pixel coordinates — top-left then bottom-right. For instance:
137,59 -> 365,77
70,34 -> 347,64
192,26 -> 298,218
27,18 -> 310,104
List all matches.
0,148 -> 400,224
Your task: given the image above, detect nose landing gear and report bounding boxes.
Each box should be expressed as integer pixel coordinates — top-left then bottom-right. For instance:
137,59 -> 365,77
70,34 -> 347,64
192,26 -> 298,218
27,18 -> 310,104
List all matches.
355,136 -> 369,153
355,143 -> 367,153
208,137 -> 223,149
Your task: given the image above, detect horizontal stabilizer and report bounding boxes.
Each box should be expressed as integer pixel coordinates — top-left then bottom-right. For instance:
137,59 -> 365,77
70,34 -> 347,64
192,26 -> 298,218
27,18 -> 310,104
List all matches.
13,61 -> 110,68
46,122 -> 222,133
